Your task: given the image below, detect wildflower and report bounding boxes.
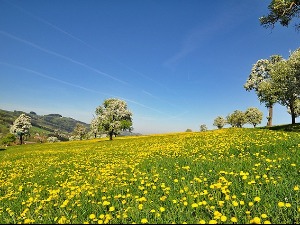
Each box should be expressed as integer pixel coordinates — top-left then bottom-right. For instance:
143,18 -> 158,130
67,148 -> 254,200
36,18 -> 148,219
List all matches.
249,202 -> 254,207
278,202 -> 285,207
294,186 -> 299,191
102,201 -> 110,206
191,203 -> 198,208
89,214 -> 96,220
232,201 -> 239,206
159,207 -> 166,212
199,220 -> 206,224
220,216 -> 227,222
285,203 -> 291,208
264,221 -> 271,224
254,197 -> 261,202
109,206 -> 115,211
250,217 -> 261,224
141,218 -> 148,224
261,214 -> 267,219
231,217 -> 238,223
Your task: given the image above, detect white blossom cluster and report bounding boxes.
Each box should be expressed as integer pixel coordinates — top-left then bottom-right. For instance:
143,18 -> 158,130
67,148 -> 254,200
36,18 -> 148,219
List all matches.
94,98 -> 133,139
10,113 -> 32,136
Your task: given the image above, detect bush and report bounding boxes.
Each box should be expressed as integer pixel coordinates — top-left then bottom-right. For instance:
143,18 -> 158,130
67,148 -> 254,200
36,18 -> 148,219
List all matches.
47,136 -> 60,143
1,133 -> 16,146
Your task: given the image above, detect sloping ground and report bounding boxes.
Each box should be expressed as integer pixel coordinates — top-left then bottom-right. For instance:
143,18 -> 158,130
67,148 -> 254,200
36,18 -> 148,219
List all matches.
0,128 -> 299,224
261,123 -> 300,132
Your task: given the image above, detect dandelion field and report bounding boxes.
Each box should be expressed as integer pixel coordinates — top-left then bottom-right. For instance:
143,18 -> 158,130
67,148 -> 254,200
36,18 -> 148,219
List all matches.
0,128 -> 299,224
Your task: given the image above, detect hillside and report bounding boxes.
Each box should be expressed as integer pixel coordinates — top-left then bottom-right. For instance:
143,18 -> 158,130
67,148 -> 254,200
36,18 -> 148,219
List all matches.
0,128 -> 299,223
0,109 -> 90,138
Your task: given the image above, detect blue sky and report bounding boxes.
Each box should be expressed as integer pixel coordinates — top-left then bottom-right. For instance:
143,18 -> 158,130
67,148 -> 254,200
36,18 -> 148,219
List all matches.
0,0 -> 299,134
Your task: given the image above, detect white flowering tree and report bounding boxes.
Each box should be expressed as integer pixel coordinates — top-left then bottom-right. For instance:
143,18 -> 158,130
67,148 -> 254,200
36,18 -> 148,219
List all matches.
213,116 -> 226,129
95,98 -> 133,140
244,55 -> 283,127
245,107 -> 263,128
10,113 -> 32,145
90,117 -> 100,138
73,123 -> 87,140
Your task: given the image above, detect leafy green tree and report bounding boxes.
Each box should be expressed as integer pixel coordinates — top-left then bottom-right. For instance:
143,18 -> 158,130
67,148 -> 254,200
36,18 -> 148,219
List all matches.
213,116 -> 226,129
288,98 -> 300,118
245,107 -> 263,128
270,48 -> 300,124
1,133 -> 16,146
10,113 -> 32,145
244,55 -> 283,127
226,110 -> 247,128
185,128 -> 192,132
260,0 -> 300,31
95,98 -> 133,140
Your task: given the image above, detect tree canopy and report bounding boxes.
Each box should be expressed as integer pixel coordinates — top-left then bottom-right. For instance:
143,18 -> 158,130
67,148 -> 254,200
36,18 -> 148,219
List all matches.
10,113 -> 32,144
260,0 -> 300,31
95,98 -> 133,140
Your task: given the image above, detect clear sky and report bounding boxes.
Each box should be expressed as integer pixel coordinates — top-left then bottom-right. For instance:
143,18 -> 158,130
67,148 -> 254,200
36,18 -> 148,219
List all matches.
0,0 -> 299,134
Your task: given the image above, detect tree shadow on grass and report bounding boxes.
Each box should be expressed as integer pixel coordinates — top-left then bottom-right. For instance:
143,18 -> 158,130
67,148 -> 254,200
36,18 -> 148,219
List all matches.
0,148 -> 6,151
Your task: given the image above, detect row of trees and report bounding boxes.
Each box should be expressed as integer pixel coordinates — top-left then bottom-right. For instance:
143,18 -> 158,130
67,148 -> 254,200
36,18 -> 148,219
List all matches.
244,48 -> 300,126
213,107 -> 263,129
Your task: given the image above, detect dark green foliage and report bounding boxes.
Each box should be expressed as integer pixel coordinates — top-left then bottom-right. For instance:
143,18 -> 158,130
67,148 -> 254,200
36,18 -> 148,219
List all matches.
1,133 -> 16,146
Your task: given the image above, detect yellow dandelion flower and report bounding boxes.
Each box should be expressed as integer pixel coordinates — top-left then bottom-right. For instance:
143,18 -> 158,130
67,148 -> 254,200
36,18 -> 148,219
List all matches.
89,214 -> 96,220
254,197 -> 261,202
208,220 -> 218,224
199,220 -> 206,224
264,221 -> 271,224
220,216 -> 227,222
191,203 -> 198,208
109,206 -> 115,211
231,217 -> 238,223
250,217 -> 261,224
294,186 -> 299,191
141,218 -> 148,224
159,207 -> 166,212
285,203 -> 291,208
249,202 -> 254,207
278,202 -> 285,207
261,214 -> 267,219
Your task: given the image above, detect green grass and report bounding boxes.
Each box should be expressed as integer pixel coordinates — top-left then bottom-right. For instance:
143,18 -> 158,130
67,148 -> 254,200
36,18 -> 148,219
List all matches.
0,128 -> 299,224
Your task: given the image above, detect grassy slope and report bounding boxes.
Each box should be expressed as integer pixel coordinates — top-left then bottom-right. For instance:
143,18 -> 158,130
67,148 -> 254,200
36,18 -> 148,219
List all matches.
0,128 -> 299,224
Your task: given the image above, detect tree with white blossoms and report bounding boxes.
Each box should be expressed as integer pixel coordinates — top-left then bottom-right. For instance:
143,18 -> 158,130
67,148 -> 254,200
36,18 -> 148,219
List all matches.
200,124 -> 208,132
244,55 -> 283,127
270,48 -> 300,124
90,117 -> 100,138
245,107 -> 263,128
213,116 -> 226,129
95,98 -> 133,140
73,123 -> 87,140
10,113 -> 32,145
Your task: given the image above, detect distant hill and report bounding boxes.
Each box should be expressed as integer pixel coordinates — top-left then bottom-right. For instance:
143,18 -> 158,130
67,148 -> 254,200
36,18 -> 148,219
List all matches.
0,109 -> 90,138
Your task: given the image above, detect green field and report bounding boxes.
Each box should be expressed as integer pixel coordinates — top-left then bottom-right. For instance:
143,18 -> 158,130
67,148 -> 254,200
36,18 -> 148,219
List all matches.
0,128 -> 299,224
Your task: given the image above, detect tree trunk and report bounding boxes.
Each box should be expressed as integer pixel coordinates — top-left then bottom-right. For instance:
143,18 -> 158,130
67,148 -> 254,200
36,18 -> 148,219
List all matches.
267,105 -> 273,127
109,130 -> 113,141
19,134 -> 23,145
290,106 -> 296,124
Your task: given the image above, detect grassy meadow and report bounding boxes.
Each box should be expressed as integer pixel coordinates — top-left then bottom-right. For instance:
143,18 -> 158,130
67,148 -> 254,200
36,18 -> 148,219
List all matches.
0,128 -> 299,224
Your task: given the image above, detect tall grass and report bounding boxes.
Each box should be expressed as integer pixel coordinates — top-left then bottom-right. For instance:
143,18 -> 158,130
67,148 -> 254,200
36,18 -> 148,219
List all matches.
0,128 -> 299,224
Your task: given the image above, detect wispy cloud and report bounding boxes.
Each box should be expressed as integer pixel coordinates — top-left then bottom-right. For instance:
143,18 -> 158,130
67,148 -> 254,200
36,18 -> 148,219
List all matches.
0,31 -> 128,85
0,62 -> 167,115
